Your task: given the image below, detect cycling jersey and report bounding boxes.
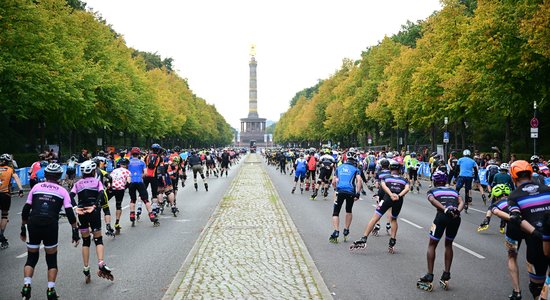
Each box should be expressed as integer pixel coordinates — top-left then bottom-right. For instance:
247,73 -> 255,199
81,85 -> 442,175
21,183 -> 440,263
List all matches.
71,177 -> 105,208
457,157 -> 477,177
307,156 -> 318,171
427,187 -> 460,209
508,182 -> 550,235
295,158 -> 307,172
110,167 -> 131,191
27,182 -> 72,224
128,157 -> 146,183
144,154 -> 161,177
382,175 -> 408,195
0,165 -> 14,193
319,154 -> 335,169
335,162 -> 360,194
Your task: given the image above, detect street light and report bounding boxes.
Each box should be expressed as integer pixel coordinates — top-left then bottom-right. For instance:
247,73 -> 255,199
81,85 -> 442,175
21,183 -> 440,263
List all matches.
444,117 -> 449,162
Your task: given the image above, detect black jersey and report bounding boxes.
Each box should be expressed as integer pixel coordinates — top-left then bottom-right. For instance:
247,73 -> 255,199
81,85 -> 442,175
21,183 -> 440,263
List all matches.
508,182 -> 550,231
427,187 -> 460,209
382,175 -> 408,194
27,182 -> 72,224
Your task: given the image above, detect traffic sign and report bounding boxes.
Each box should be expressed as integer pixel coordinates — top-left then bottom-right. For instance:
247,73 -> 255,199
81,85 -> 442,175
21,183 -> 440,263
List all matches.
443,131 -> 449,143
531,132 -> 539,138
531,117 -> 539,128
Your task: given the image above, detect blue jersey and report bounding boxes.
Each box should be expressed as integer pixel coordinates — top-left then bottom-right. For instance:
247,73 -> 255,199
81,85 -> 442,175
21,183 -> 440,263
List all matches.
295,158 -> 307,172
335,162 -> 360,194
180,152 -> 189,161
128,157 -> 145,183
457,157 -> 477,177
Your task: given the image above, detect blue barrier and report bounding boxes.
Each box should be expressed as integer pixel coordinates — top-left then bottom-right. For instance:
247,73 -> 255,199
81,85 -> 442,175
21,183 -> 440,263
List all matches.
415,162 -> 489,185
12,165 -> 82,187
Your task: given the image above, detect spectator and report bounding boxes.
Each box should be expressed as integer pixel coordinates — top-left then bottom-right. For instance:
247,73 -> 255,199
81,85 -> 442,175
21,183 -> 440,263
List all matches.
78,149 -> 88,163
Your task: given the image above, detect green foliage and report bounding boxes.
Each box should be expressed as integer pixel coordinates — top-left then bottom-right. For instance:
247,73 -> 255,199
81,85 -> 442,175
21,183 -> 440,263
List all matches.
275,0 -> 549,156
289,80 -> 323,107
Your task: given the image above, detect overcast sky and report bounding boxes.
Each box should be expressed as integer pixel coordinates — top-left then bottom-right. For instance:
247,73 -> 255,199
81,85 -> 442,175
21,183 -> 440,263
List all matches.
85,0 -> 442,129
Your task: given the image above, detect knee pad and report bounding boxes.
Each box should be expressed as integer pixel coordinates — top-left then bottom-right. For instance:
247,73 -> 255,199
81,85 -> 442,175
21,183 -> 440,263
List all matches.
93,236 -> 103,246
530,281 -> 544,298
1,212 -> 8,219
45,252 -> 58,270
25,251 -> 39,268
82,236 -> 91,247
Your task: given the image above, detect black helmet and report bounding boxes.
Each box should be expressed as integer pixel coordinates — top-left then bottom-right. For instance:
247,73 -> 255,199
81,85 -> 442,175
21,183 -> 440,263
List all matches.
174,146 -> 181,152
389,160 -> 401,170
380,159 -> 390,169
119,158 -> 129,165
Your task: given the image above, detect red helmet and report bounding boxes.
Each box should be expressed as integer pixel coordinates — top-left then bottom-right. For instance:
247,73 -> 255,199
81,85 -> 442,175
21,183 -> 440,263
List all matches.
130,147 -> 141,155
510,160 -> 533,181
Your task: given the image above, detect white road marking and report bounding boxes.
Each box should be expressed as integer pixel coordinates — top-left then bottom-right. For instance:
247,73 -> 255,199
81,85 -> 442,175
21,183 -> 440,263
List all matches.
400,218 -> 423,229
467,207 -> 486,214
454,242 -> 485,259
122,205 -> 129,210
17,245 -> 44,258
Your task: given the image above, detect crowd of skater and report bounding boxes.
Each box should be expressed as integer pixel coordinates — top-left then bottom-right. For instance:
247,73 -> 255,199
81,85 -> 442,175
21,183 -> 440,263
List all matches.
0,145 -> 241,299
264,147 -> 550,299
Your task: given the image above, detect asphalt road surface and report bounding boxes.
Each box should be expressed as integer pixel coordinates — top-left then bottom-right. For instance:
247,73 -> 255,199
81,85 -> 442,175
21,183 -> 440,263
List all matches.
266,163 -> 529,300
0,161 -> 242,300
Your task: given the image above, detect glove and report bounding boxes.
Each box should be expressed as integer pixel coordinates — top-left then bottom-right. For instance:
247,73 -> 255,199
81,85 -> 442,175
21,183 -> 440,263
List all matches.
20,225 -> 26,237
509,211 -> 522,226
531,229 -> 543,240
18,190 -> 24,197
355,193 -> 361,199
444,206 -> 457,218
72,227 -> 80,244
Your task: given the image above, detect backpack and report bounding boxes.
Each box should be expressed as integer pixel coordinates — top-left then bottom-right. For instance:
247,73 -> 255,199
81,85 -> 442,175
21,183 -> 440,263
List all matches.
147,154 -> 159,170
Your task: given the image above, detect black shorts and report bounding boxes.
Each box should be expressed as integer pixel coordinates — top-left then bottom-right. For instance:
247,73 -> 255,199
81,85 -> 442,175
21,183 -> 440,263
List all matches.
408,168 -> 418,181
429,212 -> 461,241
221,161 -> 229,169
318,168 -> 332,184
0,192 -> 11,211
144,176 -> 159,198
129,182 -> 148,203
367,165 -> 376,173
108,189 -> 125,210
27,221 -> 59,248
332,192 -> 356,216
525,236 -> 550,280
78,208 -> 102,232
505,222 -> 524,253
307,170 -> 316,181
375,196 -> 403,219
66,168 -> 76,176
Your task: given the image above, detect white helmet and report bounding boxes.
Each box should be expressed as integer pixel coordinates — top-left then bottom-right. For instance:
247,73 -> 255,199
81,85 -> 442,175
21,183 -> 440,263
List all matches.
531,155 -> 540,163
346,150 -> 357,161
386,152 -> 394,159
499,163 -> 509,170
80,160 -> 97,175
0,153 -> 12,162
463,149 -> 471,157
45,163 -> 63,174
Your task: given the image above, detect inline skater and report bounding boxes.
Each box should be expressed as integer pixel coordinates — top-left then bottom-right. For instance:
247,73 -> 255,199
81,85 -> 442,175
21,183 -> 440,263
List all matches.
92,156 -> 114,237
64,155 -> 78,189
20,163 -> 79,300
478,184 -> 510,233
127,147 -> 159,227
507,160 -> 550,299
329,150 -> 362,243
305,149 -> 318,192
416,171 -> 464,292
169,156 -> 182,197
484,184 -> 524,300
406,152 -> 421,193
205,151 -> 218,178
455,149 -> 478,212
371,158 -> 391,237
365,151 -> 377,191
28,154 -> 47,188
144,144 -> 162,216
70,161 -> 114,283
0,153 -> 24,249
312,150 -> 335,199
350,160 -> 409,253
292,153 -> 307,194
188,151 -> 208,191
107,158 -> 131,234
447,151 -> 459,186
220,149 -> 230,177
156,157 -> 178,216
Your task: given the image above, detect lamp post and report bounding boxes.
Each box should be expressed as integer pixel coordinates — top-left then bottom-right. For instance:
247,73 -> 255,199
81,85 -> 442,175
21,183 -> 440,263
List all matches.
533,101 -> 537,155
444,117 -> 449,162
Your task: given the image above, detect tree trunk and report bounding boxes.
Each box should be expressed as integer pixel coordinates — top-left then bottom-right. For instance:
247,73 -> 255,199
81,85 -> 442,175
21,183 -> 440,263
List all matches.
453,122 -> 458,150
430,123 -> 435,151
404,124 -> 409,150
460,121 -> 466,150
505,115 -> 511,162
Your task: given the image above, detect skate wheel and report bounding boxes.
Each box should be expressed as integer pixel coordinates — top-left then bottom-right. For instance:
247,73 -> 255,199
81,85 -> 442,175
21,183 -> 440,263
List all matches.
439,281 -> 449,290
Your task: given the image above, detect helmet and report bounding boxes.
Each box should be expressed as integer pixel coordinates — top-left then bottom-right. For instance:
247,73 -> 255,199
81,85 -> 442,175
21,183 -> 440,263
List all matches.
463,149 -> 471,156
380,159 -> 390,169
389,160 -> 400,170
531,155 -> 540,163
531,163 -> 540,173
491,184 -> 511,198
151,143 -> 161,150
131,147 -> 141,155
299,153 -> 304,158
44,163 -> 63,180
92,156 -> 106,164
499,163 -> 509,171
450,151 -> 457,156
80,160 -> 97,175
173,146 -> 181,152
172,156 -> 181,164
0,153 -> 12,164
40,161 -> 49,167
345,151 -> 357,161
432,170 -> 447,184
119,158 -> 129,165
386,152 -> 394,159
410,152 -> 416,158
510,160 -> 533,181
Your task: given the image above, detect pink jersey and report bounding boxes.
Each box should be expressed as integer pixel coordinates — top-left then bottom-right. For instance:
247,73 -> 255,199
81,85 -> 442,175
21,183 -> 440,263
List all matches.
27,182 -> 72,208
27,182 -> 72,223
110,168 -> 131,190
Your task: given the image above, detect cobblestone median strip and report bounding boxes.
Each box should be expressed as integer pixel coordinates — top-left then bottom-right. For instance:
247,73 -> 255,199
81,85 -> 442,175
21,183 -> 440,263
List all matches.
163,154 -> 332,299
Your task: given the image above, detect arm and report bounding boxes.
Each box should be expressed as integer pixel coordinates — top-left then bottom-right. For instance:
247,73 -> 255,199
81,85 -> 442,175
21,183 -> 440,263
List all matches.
427,195 -> 445,211
398,184 -> 410,198
11,172 -> 24,196
355,174 -> 362,195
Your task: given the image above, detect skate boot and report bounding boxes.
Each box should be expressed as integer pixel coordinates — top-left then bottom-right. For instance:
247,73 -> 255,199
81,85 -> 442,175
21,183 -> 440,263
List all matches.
204,183 -> 208,191
130,211 -> 136,227
323,189 -> 329,198
482,194 -> 487,206
310,189 -> 318,200
171,206 -> 179,217
508,290 -> 522,300
500,226 -> 506,234
150,212 -> 160,227
152,203 -> 160,215
114,223 -> 121,235
361,189 -> 367,196
305,183 -> 310,192
386,223 -> 391,235
291,187 -> 296,194
47,287 -> 58,300
194,183 -> 198,191
105,224 -> 115,237
477,218 -> 490,232
343,228 -> 350,242
329,230 -> 339,244
372,224 -> 380,237
439,271 -> 451,290
349,236 -> 368,251
21,284 -> 31,299
97,261 -> 114,281
136,205 -> 142,220
0,235 -> 8,250
500,220 -> 506,234
83,266 -> 91,283
300,187 -> 304,194
388,237 -> 396,253
416,186 -> 420,193
416,273 -> 434,291
159,201 -> 164,215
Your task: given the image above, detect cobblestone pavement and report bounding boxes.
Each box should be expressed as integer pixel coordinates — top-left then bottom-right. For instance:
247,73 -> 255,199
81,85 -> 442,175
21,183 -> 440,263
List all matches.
164,154 -> 331,299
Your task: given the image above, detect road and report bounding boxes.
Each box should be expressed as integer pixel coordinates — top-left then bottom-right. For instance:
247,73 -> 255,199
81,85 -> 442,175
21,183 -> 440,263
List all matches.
0,161 -> 242,300
265,162 -> 528,300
